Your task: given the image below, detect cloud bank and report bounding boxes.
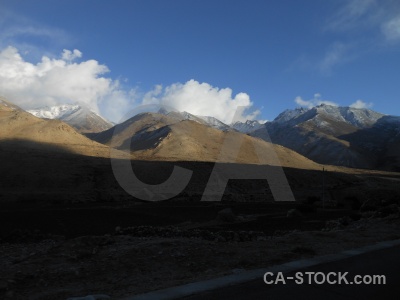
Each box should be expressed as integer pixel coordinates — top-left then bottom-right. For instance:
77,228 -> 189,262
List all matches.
0,46 -> 135,122
141,80 -> 258,124
0,47 -> 258,124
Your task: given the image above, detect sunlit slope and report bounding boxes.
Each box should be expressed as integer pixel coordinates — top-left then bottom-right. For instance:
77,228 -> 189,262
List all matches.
0,98 -> 116,158
91,112 -> 321,169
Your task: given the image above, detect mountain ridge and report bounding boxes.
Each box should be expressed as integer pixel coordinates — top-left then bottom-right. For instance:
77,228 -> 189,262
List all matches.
0,100 -> 118,158
88,111 -> 321,168
252,104 -> 400,171
28,104 -> 113,133
4,97 -> 400,171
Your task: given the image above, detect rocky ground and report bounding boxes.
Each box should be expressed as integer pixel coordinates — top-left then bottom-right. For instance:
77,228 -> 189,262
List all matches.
1,209 -> 400,300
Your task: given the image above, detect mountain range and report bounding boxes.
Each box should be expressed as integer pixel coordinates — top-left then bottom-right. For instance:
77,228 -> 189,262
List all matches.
1,98 -> 324,203
3,98 -> 400,171
252,104 -> 400,171
87,110 -> 319,168
231,120 -> 264,133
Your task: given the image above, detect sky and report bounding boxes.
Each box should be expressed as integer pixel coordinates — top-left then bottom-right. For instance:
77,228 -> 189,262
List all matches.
0,0 -> 399,123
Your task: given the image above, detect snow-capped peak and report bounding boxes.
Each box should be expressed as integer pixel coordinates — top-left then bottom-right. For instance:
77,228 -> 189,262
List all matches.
313,104 -> 385,128
273,107 -> 309,124
27,104 -> 112,133
150,108 -> 262,132
271,104 -> 385,129
178,111 -> 230,131
196,115 -> 231,130
231,120 -> 265,133
28,104 -> 81,119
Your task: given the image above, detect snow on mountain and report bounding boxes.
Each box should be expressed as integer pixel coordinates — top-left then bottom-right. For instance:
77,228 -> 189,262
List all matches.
28,104 -> 113,133
196,115 -> 232,131
252,104 -> 398,170
179,111 -> 205,123
273,104 -> 385,129
314,104 -> 384,128
231,120 -> 265,133
155,109 -> 232,131
28,104 -> 81,119
273,107 -> 309,124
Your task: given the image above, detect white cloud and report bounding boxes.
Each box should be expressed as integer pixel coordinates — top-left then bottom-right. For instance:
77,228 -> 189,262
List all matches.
0,47 -> 259,124
295,93 -> 338,109
294,97 -> 314,108
350,99 -> 373,109
382,15 -> 400,41
141,80 -> 259,124
142,84 -> 163,105
61,49 -> 82,61
0,46 -> 135,122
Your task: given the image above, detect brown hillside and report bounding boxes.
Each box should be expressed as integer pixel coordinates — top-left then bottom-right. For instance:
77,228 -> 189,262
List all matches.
91,112 -> 321,169
0,100 -> 118,158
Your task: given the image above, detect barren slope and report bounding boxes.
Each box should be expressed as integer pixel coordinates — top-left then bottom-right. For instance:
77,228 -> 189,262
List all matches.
0,100 -> 115,158
90,112 -> 321,169
28,104 -> 113,133
253,104 -> 400,170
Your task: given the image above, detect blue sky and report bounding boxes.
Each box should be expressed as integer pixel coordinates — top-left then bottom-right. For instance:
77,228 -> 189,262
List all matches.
0,0 -> 399,123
